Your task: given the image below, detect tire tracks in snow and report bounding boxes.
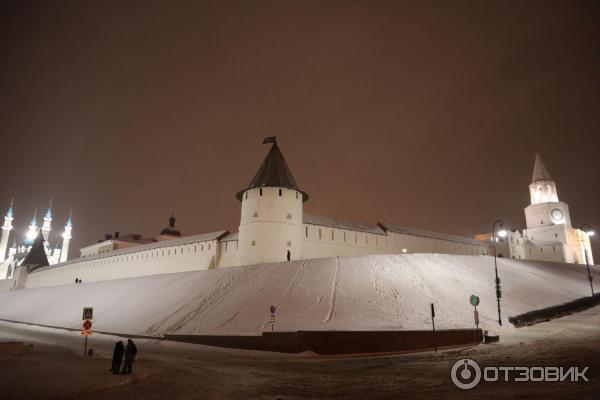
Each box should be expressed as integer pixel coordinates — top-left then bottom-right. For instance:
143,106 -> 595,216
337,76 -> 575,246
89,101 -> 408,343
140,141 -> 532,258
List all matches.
323,257 -> 340,323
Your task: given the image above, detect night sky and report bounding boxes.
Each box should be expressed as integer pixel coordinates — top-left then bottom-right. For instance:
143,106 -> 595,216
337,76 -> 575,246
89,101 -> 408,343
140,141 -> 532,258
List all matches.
1,1 -> 599,255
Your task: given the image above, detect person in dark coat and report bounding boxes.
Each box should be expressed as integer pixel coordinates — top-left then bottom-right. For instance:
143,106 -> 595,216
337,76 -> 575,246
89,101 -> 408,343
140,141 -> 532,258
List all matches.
122,339 -> 137,374
286,250 -> 291,261
111,341 -> 124,374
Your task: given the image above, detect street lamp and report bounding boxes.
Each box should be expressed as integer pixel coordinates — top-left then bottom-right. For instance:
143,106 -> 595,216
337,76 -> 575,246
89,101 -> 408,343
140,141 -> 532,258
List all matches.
492,220 -> 506,326
578,224 -> 595,296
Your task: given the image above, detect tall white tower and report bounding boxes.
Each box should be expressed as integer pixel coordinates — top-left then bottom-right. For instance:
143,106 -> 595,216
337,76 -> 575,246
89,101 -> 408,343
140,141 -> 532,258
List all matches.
59,212 -> 72,263
520,154 -> 592,264
41,200 -> 53,241
236,137 -> 308,266
0,199 -> 14,262
25,210 -> 39,245
524,154 -> 571,229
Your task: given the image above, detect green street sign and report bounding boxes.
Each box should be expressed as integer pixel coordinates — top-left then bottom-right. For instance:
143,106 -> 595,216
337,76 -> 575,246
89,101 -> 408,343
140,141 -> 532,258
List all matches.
470,295 -> 480,307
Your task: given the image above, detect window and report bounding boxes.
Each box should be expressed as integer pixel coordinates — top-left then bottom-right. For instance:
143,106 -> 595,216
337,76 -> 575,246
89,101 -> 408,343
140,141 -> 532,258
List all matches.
331,231 -> 334,241
225,242 -> 228,251
319,229 -> 322,239
343,232 -> 346,242
286,240 -> 291,247
260,188 -> 263,196
305,227 -> 308,237
245,192 -> 248,200
541,220 -> 544,225
296,192 -> 299,199
253,212 -> 258,217
555,233 -> 558,238
251,240 -> 256,246
279,189 -> 282,196
355,233 -> 358,244
286,213 -> 291,219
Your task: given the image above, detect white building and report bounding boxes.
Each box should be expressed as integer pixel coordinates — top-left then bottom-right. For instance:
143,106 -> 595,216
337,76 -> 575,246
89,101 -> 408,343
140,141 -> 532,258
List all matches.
0,200 -> 73,282
2,140 -> 592,291
505,154 -> 594,265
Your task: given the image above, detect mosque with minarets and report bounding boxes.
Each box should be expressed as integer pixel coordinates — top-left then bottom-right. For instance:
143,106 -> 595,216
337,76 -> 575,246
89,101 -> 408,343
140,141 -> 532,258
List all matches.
0,200 -> 73,281
0,138 -> 594,290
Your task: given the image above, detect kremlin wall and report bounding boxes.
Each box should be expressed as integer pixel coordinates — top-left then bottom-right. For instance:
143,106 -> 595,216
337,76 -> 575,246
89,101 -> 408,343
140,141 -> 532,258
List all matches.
0,138 -> 594,292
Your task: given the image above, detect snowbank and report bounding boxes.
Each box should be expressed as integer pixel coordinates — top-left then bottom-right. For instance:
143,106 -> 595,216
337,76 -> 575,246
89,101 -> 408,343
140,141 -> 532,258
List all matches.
0,254 -> 597,336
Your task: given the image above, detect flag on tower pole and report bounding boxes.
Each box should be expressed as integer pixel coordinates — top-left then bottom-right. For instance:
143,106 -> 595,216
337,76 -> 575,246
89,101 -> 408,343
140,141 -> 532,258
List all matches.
263,136 -> 277,144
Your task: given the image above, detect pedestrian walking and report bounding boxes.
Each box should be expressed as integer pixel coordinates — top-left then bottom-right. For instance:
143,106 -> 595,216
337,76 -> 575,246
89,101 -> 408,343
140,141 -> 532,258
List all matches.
111,341 -> 124,374
122,339 -> 137,374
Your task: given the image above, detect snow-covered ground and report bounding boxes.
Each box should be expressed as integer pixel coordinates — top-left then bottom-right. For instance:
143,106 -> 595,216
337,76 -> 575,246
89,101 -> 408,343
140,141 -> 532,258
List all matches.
0,254 -> 597,336
1,306 -> 600,399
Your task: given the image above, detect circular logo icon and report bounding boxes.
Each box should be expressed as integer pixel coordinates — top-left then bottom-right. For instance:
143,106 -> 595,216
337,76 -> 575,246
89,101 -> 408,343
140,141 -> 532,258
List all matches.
450,358 -> 481,390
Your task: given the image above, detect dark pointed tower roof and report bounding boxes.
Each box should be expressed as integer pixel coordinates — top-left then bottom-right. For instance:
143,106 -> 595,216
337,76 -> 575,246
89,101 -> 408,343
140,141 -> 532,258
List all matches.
531,153 -> 553,183
22,230 -> 49,271
236,140 -> 308,202
160,213 -> 181,236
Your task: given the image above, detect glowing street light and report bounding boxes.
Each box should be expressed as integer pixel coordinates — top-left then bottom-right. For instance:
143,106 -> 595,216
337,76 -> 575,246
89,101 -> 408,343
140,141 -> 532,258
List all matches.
492,219 -> 506,326
578,224 -> 595,296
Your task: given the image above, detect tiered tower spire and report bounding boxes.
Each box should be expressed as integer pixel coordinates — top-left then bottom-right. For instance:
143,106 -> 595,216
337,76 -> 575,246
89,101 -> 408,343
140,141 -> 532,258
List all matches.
59,210 -> 72,263
0,199 -> 14,262
42,199 -> 53,241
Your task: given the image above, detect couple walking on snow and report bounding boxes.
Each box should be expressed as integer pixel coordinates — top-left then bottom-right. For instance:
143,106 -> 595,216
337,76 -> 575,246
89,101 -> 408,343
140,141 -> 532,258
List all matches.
111,339 -> 137,374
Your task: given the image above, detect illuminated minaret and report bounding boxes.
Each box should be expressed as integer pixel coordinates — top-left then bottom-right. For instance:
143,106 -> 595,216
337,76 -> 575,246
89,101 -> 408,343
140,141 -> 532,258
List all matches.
41,199 -> 53,241
25,209 -> 39,245
59,211 -> 72,263
0,199 -> 14,262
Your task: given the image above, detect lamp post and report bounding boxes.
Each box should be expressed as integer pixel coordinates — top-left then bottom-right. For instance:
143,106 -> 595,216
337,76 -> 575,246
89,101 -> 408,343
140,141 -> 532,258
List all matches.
578,224 -> 595,296
492,220 -> 507,326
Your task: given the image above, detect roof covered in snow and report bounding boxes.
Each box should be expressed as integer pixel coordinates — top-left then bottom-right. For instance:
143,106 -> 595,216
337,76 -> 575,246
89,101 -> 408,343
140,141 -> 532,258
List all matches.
220,232 -> 239,242
236,143 -> 308,202
379,223 -> 486,246
303,213 -> 387,235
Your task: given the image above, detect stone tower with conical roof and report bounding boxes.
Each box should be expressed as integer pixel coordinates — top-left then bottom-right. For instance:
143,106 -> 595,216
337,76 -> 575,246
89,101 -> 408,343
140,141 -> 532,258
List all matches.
525,153 -> 571,229
236,137 -> 308,265
515,153 -> 593,265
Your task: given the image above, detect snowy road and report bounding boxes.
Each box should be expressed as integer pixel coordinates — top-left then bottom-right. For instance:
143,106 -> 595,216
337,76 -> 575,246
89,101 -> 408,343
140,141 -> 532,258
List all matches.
1,306 -> 600,399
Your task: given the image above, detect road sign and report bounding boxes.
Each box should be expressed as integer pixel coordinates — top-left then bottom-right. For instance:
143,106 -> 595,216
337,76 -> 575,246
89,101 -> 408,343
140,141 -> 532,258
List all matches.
82,307 -> 93,320
270,305 -> 277,315
80,330 -> 92,336
469,295 -> 480,307
82,320 -> 92,330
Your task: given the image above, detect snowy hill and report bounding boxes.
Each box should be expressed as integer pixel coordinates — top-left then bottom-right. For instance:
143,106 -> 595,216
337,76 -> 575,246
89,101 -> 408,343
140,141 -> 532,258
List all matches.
0,254 -> 597,336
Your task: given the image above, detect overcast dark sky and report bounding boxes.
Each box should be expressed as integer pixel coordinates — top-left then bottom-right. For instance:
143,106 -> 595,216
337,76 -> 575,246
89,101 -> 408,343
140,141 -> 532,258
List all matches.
1,0 -> 599,254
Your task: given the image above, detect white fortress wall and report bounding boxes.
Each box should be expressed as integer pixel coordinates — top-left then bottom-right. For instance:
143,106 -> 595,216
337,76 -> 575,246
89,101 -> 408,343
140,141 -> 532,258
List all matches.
217,233 -> 240,268
301,223 -> 390,259
25,232 -> 227,289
